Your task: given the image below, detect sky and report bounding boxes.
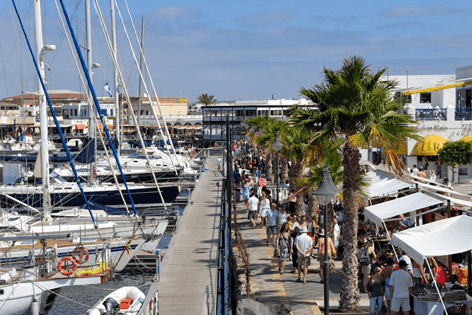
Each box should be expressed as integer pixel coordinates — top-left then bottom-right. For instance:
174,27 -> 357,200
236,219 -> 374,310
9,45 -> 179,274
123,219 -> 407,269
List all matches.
0,0 -> 471,102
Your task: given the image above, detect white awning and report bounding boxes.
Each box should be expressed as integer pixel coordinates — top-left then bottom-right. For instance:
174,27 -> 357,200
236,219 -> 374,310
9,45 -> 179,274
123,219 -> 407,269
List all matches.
390,215 -> 472,263
365,178 -> 412,199
425,191 -> 472,209
364,192 -> 444,226
416,182 -> 471,199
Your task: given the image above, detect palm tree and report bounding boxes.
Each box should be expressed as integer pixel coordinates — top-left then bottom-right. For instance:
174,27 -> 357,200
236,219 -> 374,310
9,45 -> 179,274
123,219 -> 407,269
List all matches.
292,56 -> 417,311
197,93 -> 217,105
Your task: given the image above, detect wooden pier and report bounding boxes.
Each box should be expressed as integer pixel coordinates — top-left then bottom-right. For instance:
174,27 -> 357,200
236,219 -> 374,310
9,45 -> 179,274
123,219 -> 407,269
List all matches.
144,156 -> 222,314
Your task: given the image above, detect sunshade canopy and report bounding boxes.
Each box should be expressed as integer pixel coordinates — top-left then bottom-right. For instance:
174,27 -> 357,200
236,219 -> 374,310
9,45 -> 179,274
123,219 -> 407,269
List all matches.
364,192 -> 444,226
460,135 -> 472,142
412,135 -> 447,156
365,178 -> 412,199
390,215 -> 472,263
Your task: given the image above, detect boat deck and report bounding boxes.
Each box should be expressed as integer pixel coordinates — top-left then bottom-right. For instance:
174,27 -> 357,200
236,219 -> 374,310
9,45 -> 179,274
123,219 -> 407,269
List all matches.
156,155 -> 221,315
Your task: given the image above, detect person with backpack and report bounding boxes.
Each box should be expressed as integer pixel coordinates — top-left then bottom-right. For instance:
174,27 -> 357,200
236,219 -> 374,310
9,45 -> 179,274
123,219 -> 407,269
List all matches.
359,240 -> 376,293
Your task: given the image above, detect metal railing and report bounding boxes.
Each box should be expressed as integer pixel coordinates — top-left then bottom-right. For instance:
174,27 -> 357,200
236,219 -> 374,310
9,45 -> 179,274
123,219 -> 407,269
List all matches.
455,108 -> 472,120
416,108 -> 446,120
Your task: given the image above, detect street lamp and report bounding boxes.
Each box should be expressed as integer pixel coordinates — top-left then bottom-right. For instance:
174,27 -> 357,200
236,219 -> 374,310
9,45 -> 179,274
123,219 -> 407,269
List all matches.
395,69 -> 409,89
312,165 -> 340,315
272,132 -> 283,205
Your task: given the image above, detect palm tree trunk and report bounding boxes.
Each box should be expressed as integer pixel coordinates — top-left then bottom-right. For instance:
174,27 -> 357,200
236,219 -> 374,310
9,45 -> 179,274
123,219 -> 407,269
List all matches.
293,159 -> 305,216
339,141 -> 361,311
266,152 -> 273,183
281,156 -> 289,185
307,189 -> 317,220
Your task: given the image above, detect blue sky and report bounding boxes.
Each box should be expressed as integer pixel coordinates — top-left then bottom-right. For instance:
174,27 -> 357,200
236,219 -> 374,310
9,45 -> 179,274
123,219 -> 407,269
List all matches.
0,0 -> 471,102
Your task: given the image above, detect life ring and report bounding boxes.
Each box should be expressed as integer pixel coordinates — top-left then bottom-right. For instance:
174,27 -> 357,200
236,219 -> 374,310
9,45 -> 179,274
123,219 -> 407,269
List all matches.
72,246 -> 90,264
189,149 -> 196,157
57,257 -> 77,276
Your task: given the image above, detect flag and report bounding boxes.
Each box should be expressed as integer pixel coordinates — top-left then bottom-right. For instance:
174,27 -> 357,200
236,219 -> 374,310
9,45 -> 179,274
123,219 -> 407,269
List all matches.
104,82 -> 112,97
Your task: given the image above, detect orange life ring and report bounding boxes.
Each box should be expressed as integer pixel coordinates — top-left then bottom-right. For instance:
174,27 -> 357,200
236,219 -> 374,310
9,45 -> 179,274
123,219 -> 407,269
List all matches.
72,246 -> 90,264
57,257 -> 77,276
189,149 -> 196,157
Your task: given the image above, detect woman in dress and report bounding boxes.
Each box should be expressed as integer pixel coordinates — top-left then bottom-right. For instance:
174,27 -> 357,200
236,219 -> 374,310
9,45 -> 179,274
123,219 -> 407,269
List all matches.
242,180 -> 251,211
259,193 -> 271,229
316,229 -> 334,283
275,222 -> 290,275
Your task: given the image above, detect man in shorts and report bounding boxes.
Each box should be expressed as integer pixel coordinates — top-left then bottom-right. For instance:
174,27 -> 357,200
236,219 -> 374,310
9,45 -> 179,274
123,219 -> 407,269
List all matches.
247,192 -> 259,228
266,203 -> 278,247
390,260 -> 413,315
294,227 -> 313,284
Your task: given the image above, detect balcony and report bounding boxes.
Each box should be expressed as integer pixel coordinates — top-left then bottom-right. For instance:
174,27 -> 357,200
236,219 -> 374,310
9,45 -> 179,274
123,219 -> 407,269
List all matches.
455,108 -> 472,120
415,108 -> 446,121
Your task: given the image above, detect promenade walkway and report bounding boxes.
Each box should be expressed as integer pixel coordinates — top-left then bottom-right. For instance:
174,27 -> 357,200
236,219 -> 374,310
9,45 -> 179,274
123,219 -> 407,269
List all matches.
158,156 -> 221,315
235,200 -> 371,314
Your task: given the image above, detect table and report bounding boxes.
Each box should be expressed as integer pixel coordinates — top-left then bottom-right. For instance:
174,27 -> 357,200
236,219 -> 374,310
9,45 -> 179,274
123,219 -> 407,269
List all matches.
414,293 -> 472,315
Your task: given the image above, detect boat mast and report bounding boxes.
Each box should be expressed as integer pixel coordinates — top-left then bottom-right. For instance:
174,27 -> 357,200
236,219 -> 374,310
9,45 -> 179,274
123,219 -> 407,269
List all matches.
111,0 -> 119,155
34,0 -> 52,219
137,18 -> 145,126
85,0 -> 97,185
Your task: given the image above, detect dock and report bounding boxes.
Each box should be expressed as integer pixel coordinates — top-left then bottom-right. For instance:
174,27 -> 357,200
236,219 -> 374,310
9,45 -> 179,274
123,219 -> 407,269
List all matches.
154,155 -> 221,314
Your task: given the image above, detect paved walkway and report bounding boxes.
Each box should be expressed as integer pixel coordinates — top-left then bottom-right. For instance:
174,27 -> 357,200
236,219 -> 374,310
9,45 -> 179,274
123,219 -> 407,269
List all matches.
235,201 -> 371,314
158,156 -> 221,315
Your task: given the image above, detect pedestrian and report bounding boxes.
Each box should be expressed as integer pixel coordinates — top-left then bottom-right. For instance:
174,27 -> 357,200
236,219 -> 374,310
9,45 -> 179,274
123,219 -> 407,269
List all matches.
316,229 -> 335,283
429,170 -> 436,182
242,180 -> 251,211
369,267 -> 385,315
289,222 -> 299,274
389,260 -> 413,315
333,218 -> 341,258
277,204 -> 287,228
266,203 -> 279,247
247,192 -> 259,228
417,167 -> 427,178
217,157 -> 222,172
359,240 -> 377,292
411,165 -> 418,177
307,216 -> 319,246
259,193 -> 270,229
381,257 -> 394,313
294,227 -> 313,284
412,259 -> 427,285
275,222 -> 290,275
298,214 -> 308,230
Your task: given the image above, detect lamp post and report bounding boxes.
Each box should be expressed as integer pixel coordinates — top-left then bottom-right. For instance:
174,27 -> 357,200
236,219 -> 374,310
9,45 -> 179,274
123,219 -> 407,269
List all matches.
272,133 -> 283,205
395,69 -> 409,88
312,165 -> 340,315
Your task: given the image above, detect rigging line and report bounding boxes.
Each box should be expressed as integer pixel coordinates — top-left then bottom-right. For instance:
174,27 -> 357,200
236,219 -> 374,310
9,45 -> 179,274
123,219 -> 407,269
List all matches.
94,0 -> 168,211
58,0 -> 139,217
11,0 -> 98,226
105,2 -> 168,210
123,0 -> 180,168
33,281 -> 94,309
115,1 -> 179,175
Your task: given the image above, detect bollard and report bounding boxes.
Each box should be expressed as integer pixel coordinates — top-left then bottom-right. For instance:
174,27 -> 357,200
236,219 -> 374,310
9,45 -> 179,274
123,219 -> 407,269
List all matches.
156,249 -> 161,281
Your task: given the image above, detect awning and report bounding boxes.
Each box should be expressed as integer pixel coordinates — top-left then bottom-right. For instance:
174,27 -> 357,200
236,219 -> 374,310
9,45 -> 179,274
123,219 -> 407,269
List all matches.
365,192 -> 444,226
412,135 -> 447,156
415,182 -> 471,199
365,178 -> 412,199
75,124 -> 87,130
460,135 -> 472,142
425,191 -> 472,209
390,215 -> 472,263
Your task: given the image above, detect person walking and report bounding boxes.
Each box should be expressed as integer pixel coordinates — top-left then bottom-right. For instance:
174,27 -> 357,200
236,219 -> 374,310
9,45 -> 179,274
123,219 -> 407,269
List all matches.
316,229 -> 334,283
275,222 -> 290,275
390,260 -> 413,315
242,180 -> 251,211
277,204 -> 287,228
259,193 -> 271,229
359,240 -> 377,292
294,227 -> 313,284
247,192 -> 259,228
369,267 -> 385,315
381,257 -> 395,314
266,203 -> 279,247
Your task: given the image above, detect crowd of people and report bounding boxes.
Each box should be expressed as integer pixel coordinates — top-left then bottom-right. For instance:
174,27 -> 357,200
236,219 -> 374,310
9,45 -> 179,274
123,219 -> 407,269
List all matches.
231,143 -> 467,315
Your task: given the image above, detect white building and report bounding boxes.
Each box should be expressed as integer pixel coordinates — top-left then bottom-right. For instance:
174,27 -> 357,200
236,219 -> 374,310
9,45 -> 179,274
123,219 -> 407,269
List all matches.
371,68 -> 472,183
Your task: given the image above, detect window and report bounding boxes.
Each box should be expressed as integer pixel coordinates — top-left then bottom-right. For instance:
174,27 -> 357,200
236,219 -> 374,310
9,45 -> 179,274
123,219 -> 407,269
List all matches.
459,168 -> 469,176
420,93 -> 431,103
103,109 -> 107,116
